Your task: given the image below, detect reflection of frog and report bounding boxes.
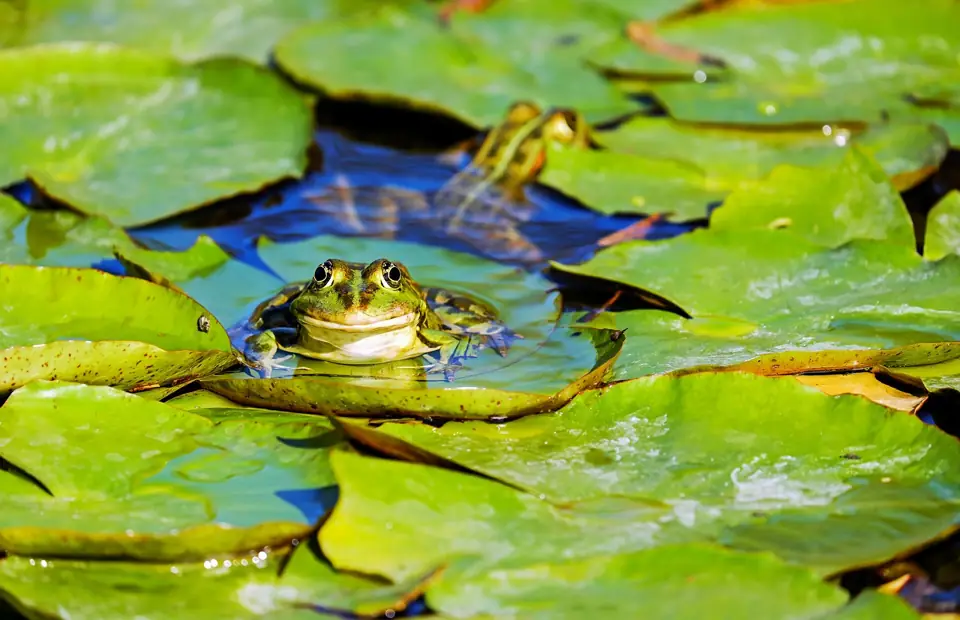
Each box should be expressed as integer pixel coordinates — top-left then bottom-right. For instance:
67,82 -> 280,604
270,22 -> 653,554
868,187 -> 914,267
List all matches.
241,258 -> 515,380
308,102 -> 588,265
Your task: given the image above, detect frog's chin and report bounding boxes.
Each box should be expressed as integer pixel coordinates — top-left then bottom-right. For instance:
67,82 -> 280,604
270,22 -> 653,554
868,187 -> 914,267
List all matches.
296,314 -> 431,363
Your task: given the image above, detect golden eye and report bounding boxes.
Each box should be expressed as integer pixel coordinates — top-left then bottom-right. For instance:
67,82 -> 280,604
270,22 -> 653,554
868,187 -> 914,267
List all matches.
381,261 -> 403,289
314,260 -> 334,287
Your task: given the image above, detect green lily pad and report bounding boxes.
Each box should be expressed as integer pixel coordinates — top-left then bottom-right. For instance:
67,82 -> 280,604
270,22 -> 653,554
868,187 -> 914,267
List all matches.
629,0 -> 960,125
829,591 -> 921,620
925,191 -> 960,261
320,449 -> 695,583
711,148 -> 915,248
352,372 -> 960,575
7,0 -> 379,63
0,541 -> 427,619
181,236 -> 620,419
594,117 -> 950,192
539,141 -> 726,219
0,381 -> 338,560
274,6 -> 635,127
0,44 -> 312,226
426,544 -> 847,619
900,105 -> 960,146
0,264 -> 235,393
552,230 -> 960,380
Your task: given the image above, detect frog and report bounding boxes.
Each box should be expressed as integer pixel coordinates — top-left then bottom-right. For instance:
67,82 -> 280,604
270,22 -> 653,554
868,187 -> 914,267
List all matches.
305,102 -> 590,266
239,258 -> 515,380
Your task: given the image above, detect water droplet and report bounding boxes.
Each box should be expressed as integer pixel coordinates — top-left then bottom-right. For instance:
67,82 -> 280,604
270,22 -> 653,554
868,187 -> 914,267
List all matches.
693,70 -> 707,83
758,101 -> 778,116
821,125 -> 833,136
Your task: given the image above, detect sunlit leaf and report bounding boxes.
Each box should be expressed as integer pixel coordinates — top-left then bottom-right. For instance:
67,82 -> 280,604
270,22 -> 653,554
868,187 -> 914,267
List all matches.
0,265 -> 235,392
925,191 -> 960,261
0,44 -> 313,226
0,381 -> 338,560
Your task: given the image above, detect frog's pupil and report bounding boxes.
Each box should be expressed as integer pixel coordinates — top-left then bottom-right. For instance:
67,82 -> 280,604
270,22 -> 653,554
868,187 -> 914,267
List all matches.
385,264 -> 401,286
314,265 -> 329,282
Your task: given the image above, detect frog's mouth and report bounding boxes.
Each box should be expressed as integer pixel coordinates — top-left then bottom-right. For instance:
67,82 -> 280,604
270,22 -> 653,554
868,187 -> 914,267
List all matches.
295,311 -> 418,333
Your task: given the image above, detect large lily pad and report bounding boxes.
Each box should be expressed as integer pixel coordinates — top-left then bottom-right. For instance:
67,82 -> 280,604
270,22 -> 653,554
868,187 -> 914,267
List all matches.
274,6 -> 635,127
552,230 -> 960,380
0,44 -> 313,226
0,264 -> 235,392
711,148 -> 916,248
180,236 -> 621,419
349,372 -> 960,576
605,0 -> 960,125
0,381 -> 338,560
594,117 -> 950,192
320,449 -> 695,583
0,541 -> 427,619
427,544 -> 847,619
8,0 -> 377,63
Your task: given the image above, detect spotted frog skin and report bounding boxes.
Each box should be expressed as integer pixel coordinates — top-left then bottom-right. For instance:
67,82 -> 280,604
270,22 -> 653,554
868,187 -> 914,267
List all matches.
242,258 -> 514,380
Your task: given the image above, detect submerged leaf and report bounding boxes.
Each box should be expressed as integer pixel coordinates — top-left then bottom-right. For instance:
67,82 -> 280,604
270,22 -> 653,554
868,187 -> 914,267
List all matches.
0,44 -> 312,226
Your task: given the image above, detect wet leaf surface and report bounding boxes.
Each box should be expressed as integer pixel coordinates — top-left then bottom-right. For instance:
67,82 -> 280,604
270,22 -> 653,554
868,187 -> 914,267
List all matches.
0,265 -> 235,392
0,44 -> 312,226
606,0 -> 960,125
596,118 -> 950,193
274,6 -> 636,127
0,381 -> 338,560
553,231 -> 960,380
351,373 -> 960,575
427,544 -> 847,619
0,541 -> 425,620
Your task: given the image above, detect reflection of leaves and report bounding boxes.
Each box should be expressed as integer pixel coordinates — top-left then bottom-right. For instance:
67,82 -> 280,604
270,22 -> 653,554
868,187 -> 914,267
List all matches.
0,44 -> 312,226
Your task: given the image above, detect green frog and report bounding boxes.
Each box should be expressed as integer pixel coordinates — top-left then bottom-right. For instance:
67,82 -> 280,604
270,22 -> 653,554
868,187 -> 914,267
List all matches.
240,258 -> 515,380
310,102 -> 589,265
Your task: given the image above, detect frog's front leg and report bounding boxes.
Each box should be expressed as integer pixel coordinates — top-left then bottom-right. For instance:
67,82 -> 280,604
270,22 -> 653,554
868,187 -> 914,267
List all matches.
242,328 -> 296,378
419,329 -> 475,382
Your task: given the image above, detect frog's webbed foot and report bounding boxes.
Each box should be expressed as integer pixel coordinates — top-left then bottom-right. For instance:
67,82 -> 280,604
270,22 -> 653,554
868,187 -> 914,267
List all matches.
246,352 -> 293,379
422,354 -> 464,382
241,329 -> 295,378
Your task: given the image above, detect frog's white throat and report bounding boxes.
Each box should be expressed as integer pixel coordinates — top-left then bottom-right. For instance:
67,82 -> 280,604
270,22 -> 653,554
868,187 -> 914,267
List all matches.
296,313 -> 431,363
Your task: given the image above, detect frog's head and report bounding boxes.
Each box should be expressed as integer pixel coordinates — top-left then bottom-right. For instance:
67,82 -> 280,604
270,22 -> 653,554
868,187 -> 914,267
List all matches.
291,258 -> 425,332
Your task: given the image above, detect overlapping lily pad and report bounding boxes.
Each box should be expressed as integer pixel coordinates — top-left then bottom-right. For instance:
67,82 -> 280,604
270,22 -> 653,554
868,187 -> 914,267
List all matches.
274,6 -> 635,127
552,226 -> 960,379
599,0 -> 960,126
0,43 -> 313,226
154,235 -> 624,419
0,541 -> 427,619
0,381 -> 338,560
925,190 -> 960,261
427,545 -> 848,619
594,118 -> 950,192
0,265 -> 235,392
345,372 -> 960,576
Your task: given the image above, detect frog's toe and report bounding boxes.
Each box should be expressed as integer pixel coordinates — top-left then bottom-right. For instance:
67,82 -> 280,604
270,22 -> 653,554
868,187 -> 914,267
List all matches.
422,355 -> 464,382
248,353 -> 292,379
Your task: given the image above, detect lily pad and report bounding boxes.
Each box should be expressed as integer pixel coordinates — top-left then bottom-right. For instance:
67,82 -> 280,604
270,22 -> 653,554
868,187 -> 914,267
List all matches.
594,117 -> 950,192
539,142 -> 726,219
189,236 -> 621,420
426,544 -> 847,619
610,0 -> 960,125
0,264 -> 235,393
274,6 -> 635,127
711,148 -> 915,248
552,230 -> 960,380
0,381 -> 338,560
925,190 -> 960,261
0,541 -> 427,619
0,43 -> 313,226
320,450 -> 694,583
352,372 -> 960,575
8,0 -> 376,63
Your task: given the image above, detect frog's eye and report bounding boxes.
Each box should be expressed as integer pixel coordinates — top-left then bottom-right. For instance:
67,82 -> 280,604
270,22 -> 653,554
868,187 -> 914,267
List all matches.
381,261 -> 403,289
313,261 -> 334,287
